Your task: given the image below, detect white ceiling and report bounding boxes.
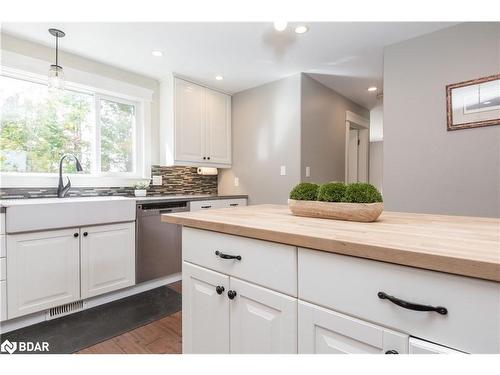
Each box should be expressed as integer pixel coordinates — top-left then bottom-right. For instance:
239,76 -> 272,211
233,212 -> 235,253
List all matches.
1,22 -> 454,109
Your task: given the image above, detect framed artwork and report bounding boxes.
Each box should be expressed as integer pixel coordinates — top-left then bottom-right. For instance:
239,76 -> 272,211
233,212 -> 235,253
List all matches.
446,74 -> 500,131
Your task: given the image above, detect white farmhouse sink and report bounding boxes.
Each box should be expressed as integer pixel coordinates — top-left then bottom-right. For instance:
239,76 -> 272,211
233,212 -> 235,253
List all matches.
2,196 -> 136,233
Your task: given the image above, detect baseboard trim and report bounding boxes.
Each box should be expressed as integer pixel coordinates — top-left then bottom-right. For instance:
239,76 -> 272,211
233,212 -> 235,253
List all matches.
0,273 -> 181,334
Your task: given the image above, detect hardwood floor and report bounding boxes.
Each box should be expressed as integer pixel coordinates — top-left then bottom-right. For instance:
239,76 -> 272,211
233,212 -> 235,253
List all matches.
77,281 -> 182,354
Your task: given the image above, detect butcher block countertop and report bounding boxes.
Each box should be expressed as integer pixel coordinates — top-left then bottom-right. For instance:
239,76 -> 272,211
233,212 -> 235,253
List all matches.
162,204 -> 500,282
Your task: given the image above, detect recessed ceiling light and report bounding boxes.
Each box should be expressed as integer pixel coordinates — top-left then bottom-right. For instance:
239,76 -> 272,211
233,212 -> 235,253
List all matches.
294,25 -> 309,34
151,50 -> 163,57
367,86 -> 378,92
215,75 -> 224,81
273,21 -> 288,32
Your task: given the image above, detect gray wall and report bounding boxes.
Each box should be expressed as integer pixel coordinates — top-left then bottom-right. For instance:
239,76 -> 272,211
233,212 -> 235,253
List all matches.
1,33 -> 161,165
218,75 -> 302,204
369,141 -> 383,193
383,23 -> 500,217
301,74 -> 370,183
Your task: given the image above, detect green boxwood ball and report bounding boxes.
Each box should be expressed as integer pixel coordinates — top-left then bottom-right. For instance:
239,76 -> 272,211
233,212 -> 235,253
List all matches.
289,182 -> 319,201
317,182 -> 346,202
342,183 -> 383,203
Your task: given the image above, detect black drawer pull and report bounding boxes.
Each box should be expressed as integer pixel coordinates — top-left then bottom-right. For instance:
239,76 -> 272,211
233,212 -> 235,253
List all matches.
227,290 -> 237,300
216,285 -> 225,295
201,205 -> 212,209
378,291 -> 448,315
229,203 -> 239,207
385,350 -> 399,354
215,250 -> 242,261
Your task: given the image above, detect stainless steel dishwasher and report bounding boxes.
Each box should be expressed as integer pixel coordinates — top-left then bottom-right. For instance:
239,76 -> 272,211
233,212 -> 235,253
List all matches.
136,200 -> 189,284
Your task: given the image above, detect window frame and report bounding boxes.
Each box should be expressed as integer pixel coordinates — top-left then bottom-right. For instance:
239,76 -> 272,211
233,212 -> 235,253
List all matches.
0,67 -> 149,187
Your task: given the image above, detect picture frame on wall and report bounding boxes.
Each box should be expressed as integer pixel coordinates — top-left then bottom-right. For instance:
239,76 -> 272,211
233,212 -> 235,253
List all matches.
446,74 -> 500,131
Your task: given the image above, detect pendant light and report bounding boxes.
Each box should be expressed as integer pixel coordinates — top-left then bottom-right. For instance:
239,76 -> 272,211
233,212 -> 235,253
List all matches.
48,28 -> 66,91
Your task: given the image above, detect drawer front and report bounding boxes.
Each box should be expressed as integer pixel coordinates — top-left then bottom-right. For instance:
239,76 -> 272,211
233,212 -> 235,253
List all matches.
298,248 -> 500,354
0,258 -> 5,281
0,235 -> 5,257
217,198 -> 247,208
183,227 -> 297,296
190,200 -> 217,211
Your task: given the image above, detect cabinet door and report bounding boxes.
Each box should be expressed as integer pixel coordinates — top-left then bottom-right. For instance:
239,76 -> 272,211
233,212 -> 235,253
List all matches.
409,337 -> 464,354
229,277 -> 297,354
205,88 -> 231,165
298,301 -> 408,354
174,78 -> 206,163
81,222 -> 135,299
183,261 -> 230,354
7,228 -> 80,319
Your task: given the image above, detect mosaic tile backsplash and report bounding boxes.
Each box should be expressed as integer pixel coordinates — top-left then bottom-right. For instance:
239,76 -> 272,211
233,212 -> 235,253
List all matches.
0,166 -> 218,199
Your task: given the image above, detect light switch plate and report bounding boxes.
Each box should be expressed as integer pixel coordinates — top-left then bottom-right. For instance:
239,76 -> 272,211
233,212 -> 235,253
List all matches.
234,177 -> 239,187
152,175 -> 163,185
280,166 -> 286,176
305,166 -> 310,177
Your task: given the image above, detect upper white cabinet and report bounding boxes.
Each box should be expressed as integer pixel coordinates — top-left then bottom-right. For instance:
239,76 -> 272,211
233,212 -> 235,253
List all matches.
7,228 -> 81,319
160,76 -> 232,168
80,222 -> 135,299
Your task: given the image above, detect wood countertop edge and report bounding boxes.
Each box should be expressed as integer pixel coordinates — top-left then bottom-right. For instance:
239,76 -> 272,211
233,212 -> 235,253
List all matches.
162,214 -> 500,283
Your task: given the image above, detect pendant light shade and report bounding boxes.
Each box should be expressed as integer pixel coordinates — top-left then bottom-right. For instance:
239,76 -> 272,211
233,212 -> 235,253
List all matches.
48,28 -> 65,91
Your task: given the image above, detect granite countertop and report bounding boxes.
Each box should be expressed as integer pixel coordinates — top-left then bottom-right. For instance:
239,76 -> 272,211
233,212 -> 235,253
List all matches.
0,194 -> 248,207
162,204 -> 500,282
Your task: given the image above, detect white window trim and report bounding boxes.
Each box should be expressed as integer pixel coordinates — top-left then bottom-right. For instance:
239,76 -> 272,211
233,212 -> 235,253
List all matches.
0,66 -> 152,188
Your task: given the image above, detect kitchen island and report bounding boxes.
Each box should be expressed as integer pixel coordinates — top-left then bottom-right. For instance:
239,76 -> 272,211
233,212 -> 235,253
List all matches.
162,204 -> 500,354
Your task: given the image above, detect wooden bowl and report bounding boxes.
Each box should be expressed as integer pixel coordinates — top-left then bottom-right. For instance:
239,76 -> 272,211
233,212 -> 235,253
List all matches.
288,199 -> 384,222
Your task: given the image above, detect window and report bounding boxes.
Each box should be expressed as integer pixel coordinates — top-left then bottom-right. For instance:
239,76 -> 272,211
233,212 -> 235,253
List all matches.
0,74 -> 140,176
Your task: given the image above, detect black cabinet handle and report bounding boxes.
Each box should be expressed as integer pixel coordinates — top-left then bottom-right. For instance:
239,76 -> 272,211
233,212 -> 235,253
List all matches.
227,290 -> 237,300
203,157 -> 206,160
73,233 -> 79,238
207,157 -> 210,160
385,350 -> 399,354
201,205 -> 212,209
215,250 -> 242,261
378,291 -> 448,315
216,286 -> 225,295
83,232 -> 88,237
229,203 -> 239,207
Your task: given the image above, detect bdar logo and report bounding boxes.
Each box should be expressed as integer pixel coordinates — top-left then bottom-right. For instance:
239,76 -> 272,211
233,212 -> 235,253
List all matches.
1,339 -> 17,354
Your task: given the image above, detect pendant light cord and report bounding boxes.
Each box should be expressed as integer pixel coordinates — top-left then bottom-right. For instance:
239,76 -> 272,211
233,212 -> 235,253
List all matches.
55,35 -> 58,67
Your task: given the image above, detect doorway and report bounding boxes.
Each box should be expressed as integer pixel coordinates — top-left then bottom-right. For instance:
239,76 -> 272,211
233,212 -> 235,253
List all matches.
345,111 -> 369,183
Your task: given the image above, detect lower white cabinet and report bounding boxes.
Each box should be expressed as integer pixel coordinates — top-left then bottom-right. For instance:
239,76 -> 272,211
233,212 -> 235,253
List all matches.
81,222 -> 135,299
230,277 -> 297,354
182,261 -> 297,354
409,337 -> 463,354
7,228 -> 81,319
183,261 -> 230,354
1,280 -> 7,321
298,301 -> 408,354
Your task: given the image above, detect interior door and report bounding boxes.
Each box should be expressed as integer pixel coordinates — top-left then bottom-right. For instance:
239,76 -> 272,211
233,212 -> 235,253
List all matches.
80,222 -> 135,299
7,228 -> 80,319
205,88 -> 231,165
229,277 -> 297,354
298,301 -> 408,354
174,78 -> 205,163
183,261 -> 230,354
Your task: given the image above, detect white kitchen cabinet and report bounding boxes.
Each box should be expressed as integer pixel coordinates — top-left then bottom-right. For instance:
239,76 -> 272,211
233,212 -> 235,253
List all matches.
80,222 -> 135,299
160,76 -> 232,167
230,277 -> 297,354
409,337 -> 463,354
174,78 -> 206,163
7,228 -> 80,319
1,280 -> 6,321
183,261 -> 230,354
205,87 -> 231,165
298,301 -> 408,354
